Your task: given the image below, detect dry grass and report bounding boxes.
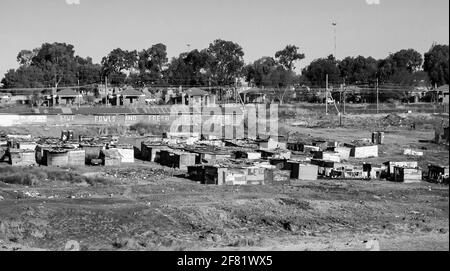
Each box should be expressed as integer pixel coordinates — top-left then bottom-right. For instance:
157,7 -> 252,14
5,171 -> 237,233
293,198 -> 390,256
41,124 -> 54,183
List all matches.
0,166 -> 113,186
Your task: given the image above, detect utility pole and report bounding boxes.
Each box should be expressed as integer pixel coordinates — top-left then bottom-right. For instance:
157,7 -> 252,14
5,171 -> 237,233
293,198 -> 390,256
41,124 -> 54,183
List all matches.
105,76 -> 108,106
77,78 -> 80,107
332,22 -> 337,58
325,74 -> 329,115
376,78 -> 379,114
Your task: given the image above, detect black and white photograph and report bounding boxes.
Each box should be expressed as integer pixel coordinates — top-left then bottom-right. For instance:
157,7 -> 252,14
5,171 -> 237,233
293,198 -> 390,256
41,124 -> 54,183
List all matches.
0,0 -> 448,255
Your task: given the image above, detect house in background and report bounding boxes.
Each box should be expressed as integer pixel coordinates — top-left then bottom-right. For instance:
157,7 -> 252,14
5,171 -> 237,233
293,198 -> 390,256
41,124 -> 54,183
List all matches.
436,84 -> 449,104
57,88 -> 82,105
121,87 -> 145,105
9,95 -> 32,105
109,87 -> 145,106
184,88 -> 215,106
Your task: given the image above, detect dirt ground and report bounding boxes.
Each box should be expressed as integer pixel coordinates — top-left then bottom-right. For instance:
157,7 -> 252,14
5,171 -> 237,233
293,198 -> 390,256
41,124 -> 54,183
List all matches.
0,113 -> 448,251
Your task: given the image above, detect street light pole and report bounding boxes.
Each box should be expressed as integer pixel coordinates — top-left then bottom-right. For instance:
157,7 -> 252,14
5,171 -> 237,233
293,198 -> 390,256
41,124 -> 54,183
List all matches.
332,21 -> 337,58
376,78 -> 379,114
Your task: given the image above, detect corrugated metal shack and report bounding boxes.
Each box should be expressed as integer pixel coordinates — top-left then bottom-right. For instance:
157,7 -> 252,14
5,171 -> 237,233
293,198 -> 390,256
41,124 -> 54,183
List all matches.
80,143 -> 104,165
312,140 -> 330,151
403,149 -> 424,156
363,164 -> 384,180
259,149 -> 291,160
234,150 -> 262,160
303,145 -> 321,153
330,164 -> 366,179
45,149 -> 69,167
287,142 -> 320,153
383,161 -> 418,179
13,141 -> 37,151
328,146 -> 351,160
285,161 -> 318,181
287,142 -> 306,152
100,149 -> 121,166
159,149 -> 198,170
188,159 -> 278,185
312,151 -> 341,163
187,165 -> 246,185
393,167 -> 422,183
110,144 -> 135,163
141,141 -> 171,162
35,144 -> 52,165
258,138 -> 287,150
345,141 -> 379,158
426,165 -> 449,184
67,149 -> 86,166
8,149 -> 36,166
310,159 -> 336,177
188,148 -> 232,164
163,132 -> 200,145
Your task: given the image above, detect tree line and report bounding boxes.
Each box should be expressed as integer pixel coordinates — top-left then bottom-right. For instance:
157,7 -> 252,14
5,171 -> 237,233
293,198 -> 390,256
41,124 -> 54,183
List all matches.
1,40 -> 448,90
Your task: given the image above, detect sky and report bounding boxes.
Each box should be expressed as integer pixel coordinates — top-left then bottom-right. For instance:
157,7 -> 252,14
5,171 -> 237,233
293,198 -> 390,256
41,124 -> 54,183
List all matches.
0,0 -> 448,78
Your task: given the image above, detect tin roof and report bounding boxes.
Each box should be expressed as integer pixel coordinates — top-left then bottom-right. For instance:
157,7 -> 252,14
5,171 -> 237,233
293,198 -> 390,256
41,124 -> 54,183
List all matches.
185,88 -> 209,96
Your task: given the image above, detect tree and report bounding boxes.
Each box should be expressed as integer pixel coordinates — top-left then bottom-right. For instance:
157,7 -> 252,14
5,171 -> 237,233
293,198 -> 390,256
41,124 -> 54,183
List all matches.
33,42 -> 79,88
166,49 -> 211,86
275,45 -> 305,71
391,49 -> 423,73
76,56 -> 102,85
302,55 -> 340,87
101,48 -> 138,85
137,43 -> 169,85
243,57 -> 277,87
243,57 -> 293,88
17,48 -> 40,67
377,49 -> 425,85
206,39 -> 245,86
339,56 -> 377,84
423,44 -> 449,86
1,66 -> 46,88
2,43 -> 105,91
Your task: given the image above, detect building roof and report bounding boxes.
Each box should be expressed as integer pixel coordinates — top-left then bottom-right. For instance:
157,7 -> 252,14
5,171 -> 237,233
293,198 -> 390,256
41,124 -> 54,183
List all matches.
120,88 -> 144,96
185,88 -> 209,96
344,85 -> 362,93
436,84 -> 449,93
57,88 -> 79,96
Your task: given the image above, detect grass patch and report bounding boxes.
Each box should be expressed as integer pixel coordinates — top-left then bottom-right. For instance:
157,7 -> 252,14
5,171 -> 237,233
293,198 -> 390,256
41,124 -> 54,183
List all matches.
0,166 -> 113,186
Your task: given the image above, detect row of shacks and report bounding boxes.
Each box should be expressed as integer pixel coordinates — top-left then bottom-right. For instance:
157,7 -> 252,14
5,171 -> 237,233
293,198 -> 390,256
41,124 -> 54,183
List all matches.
0,133 -> 134,167
1,131 -> 448,185
139,132 -> 449,185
